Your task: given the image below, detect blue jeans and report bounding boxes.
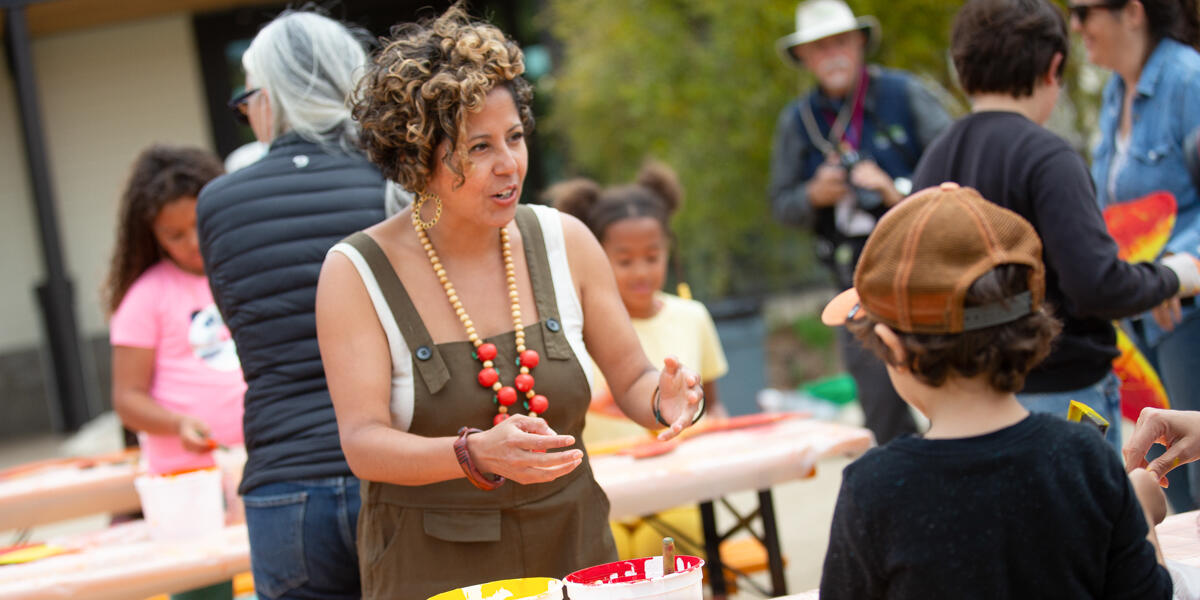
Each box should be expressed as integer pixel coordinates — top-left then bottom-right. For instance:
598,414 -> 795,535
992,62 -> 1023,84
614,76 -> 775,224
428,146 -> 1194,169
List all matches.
243,477 -> 361,600
1018,372 -> 1122,450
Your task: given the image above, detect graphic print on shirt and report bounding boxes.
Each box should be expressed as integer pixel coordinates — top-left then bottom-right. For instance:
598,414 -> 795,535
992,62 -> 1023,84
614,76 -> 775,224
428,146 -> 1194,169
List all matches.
188,304 -> 240,371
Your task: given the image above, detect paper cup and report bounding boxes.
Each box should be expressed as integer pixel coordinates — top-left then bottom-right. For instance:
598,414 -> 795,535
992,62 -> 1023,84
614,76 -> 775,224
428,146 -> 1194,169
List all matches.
565,556 -> 705,599
134,467 -> 225,543
427,577 -> 563,600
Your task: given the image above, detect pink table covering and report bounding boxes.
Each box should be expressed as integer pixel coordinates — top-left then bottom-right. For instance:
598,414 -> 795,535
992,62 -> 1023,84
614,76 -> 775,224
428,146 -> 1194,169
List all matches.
0,464 -> 139,531
594,418 -> 873,519
2,418 -> 873,529
0,418 -> 873,599
0,521 -> 249,600
1158,510 -> 1200,566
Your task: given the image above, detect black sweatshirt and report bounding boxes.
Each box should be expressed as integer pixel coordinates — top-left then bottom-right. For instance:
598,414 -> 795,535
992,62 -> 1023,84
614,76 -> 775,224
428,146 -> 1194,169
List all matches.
912,112 -> 1178,392
821,414 -> 1171,599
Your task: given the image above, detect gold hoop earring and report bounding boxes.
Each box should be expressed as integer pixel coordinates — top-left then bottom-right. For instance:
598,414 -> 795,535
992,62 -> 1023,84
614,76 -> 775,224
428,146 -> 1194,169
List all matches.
412,192 -> 442,231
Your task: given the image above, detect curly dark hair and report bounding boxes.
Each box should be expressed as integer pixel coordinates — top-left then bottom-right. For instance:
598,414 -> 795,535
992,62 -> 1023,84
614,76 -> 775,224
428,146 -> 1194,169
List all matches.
103,145 -> 223,314
951,0 -> 1068,98
545,160 -> 683,243
847,264 -> 1062,393
351,3 -> 534,192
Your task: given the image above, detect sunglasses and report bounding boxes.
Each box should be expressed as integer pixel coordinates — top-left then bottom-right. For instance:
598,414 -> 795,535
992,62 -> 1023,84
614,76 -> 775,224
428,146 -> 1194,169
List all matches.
1067,0 -> 1128,22
227,87 -> 260,126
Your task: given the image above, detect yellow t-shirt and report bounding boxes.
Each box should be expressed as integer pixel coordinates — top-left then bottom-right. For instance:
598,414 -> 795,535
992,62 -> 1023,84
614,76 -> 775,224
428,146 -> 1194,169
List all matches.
631,293 -> 728,382
585,292 -> 729,445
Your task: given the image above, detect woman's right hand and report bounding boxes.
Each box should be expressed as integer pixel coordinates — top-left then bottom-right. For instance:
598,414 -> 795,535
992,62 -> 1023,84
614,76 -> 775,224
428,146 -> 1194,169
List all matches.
466,415 -> 583,485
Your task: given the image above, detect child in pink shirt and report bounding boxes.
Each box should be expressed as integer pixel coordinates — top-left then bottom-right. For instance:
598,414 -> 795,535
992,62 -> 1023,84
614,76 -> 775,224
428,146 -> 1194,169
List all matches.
104,145 -> 245,476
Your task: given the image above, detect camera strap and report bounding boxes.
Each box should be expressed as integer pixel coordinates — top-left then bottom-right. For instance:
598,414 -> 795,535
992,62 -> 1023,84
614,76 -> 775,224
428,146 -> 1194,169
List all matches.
798,68 -> 866,158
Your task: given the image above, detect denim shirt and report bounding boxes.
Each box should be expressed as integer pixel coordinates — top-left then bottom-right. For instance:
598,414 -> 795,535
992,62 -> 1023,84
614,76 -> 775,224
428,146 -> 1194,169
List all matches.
1092,38 -> 1200,346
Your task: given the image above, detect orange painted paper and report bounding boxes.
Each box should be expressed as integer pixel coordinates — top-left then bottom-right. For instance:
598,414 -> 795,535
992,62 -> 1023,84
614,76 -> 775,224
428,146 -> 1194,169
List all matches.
1102,192 -> 1176,421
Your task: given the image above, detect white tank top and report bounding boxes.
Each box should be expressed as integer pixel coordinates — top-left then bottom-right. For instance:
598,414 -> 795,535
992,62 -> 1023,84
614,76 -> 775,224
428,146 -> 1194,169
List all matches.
328,204 -> 593,431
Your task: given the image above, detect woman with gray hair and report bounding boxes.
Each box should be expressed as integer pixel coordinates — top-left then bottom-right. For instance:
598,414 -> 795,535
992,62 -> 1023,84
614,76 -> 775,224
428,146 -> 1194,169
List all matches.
196,10 -> 387,600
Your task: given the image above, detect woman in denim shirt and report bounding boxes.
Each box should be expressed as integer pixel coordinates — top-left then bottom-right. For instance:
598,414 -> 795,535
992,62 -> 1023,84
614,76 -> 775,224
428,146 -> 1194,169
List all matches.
1075,0 -> 1200,511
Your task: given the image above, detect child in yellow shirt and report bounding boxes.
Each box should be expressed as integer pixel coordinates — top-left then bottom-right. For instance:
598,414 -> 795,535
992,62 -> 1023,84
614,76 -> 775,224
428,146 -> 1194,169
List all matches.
548,160 -> 728,558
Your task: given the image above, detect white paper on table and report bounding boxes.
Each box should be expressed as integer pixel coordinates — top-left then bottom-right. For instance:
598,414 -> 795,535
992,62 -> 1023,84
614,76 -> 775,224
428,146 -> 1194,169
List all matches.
1170,559 -> 1200,600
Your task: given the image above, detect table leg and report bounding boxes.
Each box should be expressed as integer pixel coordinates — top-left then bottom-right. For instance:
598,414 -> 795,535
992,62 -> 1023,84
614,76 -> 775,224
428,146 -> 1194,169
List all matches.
758,489 -> 788,595
700,500 -> 728,599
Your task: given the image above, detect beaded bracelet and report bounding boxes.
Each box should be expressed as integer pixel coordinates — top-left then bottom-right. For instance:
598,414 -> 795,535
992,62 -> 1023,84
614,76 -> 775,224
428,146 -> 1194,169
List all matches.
652,385 -> 707,429
454,427 -> 504,491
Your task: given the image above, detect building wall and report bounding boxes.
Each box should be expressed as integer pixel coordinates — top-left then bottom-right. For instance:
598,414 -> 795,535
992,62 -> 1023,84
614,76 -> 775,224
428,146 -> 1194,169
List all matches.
1,13 -> 212,350
0,13 -> 213,433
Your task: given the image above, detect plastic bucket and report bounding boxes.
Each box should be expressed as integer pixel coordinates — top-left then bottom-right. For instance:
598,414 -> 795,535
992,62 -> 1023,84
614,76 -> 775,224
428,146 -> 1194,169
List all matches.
564,556 -> 705,599
134,467 -> 225,543
212,445 -> 247,525
427,577 -> 563,600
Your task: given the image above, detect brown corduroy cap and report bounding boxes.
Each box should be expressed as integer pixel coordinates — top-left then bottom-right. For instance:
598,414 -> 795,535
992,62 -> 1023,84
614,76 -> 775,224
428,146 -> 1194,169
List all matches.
822,182 -> 1045,334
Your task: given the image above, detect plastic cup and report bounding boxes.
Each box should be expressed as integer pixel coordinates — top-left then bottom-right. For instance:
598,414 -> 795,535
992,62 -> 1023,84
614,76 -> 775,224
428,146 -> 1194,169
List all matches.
134,467 -> 226,543
212,445 -> 247,525
564,556 -> 705,599
426,577 -> 563,600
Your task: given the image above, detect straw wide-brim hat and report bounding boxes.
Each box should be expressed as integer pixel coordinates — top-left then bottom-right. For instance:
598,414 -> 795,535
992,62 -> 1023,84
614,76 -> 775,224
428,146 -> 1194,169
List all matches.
776,0 -> 881,69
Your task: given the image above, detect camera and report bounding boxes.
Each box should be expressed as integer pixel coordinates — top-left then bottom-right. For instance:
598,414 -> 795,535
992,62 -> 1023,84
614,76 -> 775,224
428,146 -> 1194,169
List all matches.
838,148 -> 883,211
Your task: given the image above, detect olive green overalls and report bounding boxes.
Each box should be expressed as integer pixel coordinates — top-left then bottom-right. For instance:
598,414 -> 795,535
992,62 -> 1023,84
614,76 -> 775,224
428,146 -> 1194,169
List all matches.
343,206 -> 617,599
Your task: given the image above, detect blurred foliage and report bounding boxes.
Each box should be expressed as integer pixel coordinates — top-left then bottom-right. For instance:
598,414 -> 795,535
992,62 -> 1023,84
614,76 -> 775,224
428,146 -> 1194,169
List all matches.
539,0 -> 1100,300
790,313 -> 835,350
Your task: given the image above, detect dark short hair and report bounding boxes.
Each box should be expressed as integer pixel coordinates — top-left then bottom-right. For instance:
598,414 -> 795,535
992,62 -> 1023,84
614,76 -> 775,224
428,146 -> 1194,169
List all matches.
951,0 -> 1068,98
847,264 -> 1062,393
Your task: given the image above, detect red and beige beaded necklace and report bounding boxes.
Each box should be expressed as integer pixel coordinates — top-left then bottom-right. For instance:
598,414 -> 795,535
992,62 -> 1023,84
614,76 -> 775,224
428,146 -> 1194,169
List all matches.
414,213 -> 548,426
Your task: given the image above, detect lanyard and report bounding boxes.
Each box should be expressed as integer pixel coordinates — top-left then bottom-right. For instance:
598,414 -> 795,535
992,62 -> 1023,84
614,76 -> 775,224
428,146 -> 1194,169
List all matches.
800,68 -> 869,156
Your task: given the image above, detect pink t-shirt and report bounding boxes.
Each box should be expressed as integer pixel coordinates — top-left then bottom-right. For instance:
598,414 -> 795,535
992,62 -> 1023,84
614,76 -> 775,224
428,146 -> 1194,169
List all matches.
109,260 -> 246,475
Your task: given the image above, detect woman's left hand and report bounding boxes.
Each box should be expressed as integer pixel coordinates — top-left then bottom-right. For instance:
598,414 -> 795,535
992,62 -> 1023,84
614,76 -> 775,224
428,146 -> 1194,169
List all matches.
655,356 -> 703,441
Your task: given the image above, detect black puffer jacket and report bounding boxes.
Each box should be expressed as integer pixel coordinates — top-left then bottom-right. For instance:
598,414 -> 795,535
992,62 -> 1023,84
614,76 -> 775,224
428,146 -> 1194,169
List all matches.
197,133 -> 386,494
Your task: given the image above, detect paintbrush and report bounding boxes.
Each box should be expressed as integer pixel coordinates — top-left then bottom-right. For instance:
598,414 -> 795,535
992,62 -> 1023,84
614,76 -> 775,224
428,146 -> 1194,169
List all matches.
662,536 -> 676,575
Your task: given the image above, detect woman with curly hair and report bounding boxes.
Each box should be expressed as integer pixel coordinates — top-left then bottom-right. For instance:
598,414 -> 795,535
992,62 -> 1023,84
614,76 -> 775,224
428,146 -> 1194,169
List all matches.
315,4 -> 704,596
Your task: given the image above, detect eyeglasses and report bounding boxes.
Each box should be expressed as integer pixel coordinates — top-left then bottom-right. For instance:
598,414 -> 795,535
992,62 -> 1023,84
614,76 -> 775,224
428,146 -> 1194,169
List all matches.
1067,0 -> 1128,23
227,87 -> 260,126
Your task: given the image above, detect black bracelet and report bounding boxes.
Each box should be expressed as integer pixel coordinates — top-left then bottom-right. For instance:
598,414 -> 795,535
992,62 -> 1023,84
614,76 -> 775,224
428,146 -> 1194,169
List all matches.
652,385 -> 706,428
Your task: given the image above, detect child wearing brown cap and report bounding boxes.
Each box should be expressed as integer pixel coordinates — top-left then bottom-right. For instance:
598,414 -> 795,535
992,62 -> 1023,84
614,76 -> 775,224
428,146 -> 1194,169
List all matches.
818,183 -> 1170,599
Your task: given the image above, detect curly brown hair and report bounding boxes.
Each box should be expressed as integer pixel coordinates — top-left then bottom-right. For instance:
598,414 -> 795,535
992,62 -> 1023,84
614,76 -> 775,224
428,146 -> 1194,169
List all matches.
847,264 -> 1062,393
103,145 -> 223,315
352,3 -> 534,192
546,160 -> 683,243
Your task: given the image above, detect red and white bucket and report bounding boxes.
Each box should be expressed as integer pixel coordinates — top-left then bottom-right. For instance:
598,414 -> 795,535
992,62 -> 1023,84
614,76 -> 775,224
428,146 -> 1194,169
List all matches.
564,555 -> 704,599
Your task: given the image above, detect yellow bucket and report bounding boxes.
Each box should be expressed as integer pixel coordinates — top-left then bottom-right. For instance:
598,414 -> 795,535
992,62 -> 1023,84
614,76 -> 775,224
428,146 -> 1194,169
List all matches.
427,577 -> 563,600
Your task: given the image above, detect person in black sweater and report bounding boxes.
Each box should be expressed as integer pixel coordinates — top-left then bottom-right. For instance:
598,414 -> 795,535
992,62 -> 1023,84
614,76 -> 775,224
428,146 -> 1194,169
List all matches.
819,182 -> 1170,599
911,0 -> 1200,448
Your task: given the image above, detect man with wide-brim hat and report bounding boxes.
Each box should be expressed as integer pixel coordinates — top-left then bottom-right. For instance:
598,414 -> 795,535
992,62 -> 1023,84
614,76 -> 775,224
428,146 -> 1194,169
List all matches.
768,0 -> 952,445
